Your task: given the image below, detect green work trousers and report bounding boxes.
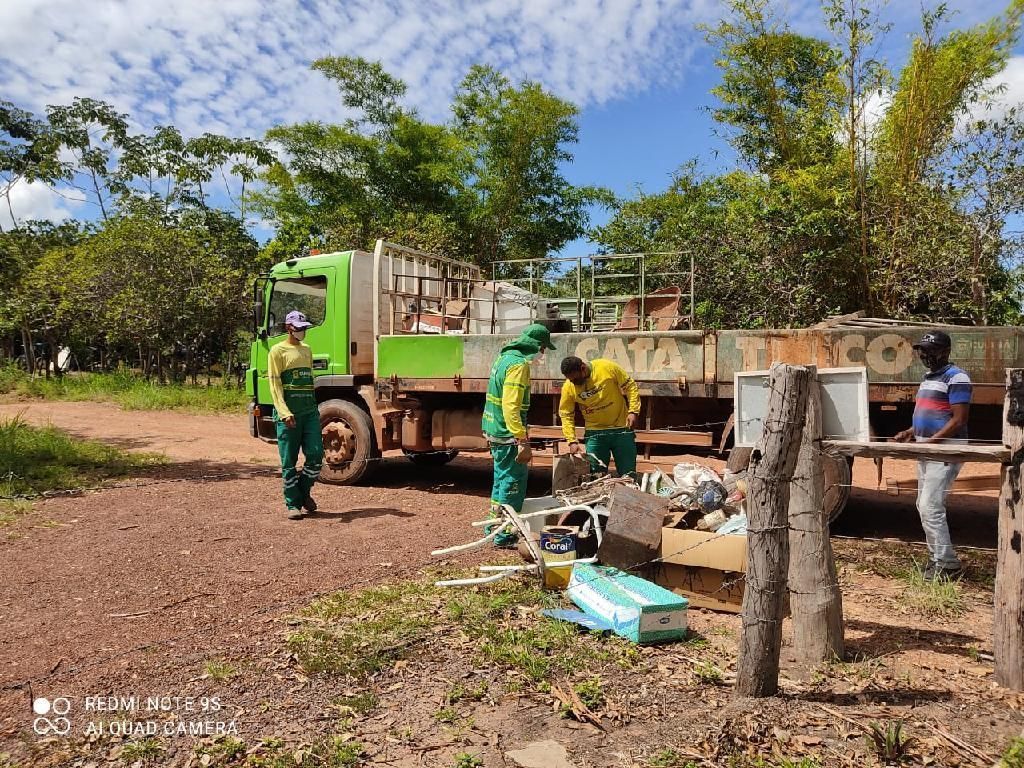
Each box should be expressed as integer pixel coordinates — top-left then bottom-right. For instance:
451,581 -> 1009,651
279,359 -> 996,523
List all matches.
275,409 -> 325,510
585,427 -> 637,479
488,441 -> 528,547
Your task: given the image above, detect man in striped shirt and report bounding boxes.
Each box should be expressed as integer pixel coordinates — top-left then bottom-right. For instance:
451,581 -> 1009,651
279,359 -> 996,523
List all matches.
895,330 -> 971,579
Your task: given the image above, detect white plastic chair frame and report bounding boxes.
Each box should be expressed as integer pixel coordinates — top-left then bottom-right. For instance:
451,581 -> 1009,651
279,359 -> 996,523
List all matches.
432,503 -> 605,587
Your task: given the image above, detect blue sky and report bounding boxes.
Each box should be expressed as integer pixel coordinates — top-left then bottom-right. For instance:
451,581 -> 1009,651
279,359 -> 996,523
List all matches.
2,0 -> 1022,244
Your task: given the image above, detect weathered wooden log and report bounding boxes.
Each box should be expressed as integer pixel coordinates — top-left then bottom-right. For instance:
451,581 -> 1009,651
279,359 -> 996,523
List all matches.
735,363 -> 811,698
995,368 -> 1024,690
788,369 -> 844,665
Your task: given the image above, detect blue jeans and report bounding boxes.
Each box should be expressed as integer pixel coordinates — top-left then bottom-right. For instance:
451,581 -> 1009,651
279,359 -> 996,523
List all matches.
916,460 -> 962,569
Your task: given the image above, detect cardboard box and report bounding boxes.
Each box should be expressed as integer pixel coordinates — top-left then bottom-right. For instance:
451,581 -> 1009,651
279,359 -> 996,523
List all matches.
568,562 -> 688,644
655,527 -> 747,613
654,563 -> 746,613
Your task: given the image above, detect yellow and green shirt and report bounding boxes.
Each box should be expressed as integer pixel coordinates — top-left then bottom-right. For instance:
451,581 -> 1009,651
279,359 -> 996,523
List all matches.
267,340 -> 316,419
559,358 -> 641,442
482,347 -> 532,441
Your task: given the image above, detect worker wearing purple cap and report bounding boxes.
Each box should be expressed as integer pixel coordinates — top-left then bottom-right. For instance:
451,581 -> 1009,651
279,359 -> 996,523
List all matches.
895,330 -> 971,579
268,310 -> 324,520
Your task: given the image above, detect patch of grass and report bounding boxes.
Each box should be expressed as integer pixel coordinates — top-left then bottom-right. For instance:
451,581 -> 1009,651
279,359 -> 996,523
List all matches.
0,501 -> 31,527
203,659 -> 237,681
648,748 -> 699,768
573,678 -> 605,710
684,632 -> 711,650
444,680 -> 488,705
453,753 -> 484,768
334,691 -> 379,715
693,660 -> 724,685
194,736 -> 247,763
1002,737 -> 1024,768
288,576 -> 643,684
120,738 -> 164,762
286,581 -> 438,677
0,416 -> 162,498
864,721 -> 916,765
194,736 -> 365,767
434,706 -> 461,724
902,564 -> 964,617
1,366 -> 248,414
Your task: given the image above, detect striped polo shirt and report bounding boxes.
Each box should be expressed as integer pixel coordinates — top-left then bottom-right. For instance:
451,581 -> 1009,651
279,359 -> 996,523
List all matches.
912,364 -> 972,439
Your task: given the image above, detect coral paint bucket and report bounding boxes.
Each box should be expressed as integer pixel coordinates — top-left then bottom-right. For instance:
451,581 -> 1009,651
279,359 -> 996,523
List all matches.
540,525 -> 578,589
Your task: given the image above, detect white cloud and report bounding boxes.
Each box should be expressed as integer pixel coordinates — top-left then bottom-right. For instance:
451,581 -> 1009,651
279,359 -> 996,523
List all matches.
0,179 -> 86,230
0,0 -> 711,139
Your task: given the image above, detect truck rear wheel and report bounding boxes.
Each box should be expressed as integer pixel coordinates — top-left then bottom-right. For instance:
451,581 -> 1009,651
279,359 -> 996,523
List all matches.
724,446 -> 851,524
318,399 -> 379,485
403,448 -> 459,467
823,450 -> 853,524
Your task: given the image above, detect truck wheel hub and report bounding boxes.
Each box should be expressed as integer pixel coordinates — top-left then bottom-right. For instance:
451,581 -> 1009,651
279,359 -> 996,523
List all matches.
322,420 -> 356,465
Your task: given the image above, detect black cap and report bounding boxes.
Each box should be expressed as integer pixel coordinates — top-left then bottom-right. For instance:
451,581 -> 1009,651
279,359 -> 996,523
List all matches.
912,330 -> 951,350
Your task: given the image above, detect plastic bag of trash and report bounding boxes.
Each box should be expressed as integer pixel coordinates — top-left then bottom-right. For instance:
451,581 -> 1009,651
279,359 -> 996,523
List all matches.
717,514 -> 748,535
672,462 -> 722,492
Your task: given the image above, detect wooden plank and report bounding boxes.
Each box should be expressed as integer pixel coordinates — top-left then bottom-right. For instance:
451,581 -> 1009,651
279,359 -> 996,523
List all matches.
736,363 -> 811,698
823,440 -> 1009,463
527,425 -> 713,447
788,369 -> 844,664
597,485 -> 671,578
884,474 -> 1002,496
811,310 -> 864,329
996,368 -> 1024,690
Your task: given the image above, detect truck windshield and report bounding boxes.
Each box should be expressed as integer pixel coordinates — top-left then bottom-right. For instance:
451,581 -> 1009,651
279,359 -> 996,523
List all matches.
268,277 -> 327,337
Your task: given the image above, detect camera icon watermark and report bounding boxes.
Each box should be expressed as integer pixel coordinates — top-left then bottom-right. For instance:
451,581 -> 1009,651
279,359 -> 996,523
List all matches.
32,697 -> 71,736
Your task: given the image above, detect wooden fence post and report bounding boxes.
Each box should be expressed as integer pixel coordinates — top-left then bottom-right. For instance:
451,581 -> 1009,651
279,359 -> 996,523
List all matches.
996,368 -> 1024,689
788,368 -> 844,665
735,363 -> 811,697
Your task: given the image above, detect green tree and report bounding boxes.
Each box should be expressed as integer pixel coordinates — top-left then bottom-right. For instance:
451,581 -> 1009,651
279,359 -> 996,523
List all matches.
256,58 -> 606,267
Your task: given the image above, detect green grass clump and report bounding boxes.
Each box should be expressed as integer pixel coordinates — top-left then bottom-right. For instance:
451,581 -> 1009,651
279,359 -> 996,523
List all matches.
287,574 -> 642,683
120,738 -> 165,762
902,564 -> 964,617
1001,737 -> 1024,768
1,365 -> 248,413
0,416 -> 162,498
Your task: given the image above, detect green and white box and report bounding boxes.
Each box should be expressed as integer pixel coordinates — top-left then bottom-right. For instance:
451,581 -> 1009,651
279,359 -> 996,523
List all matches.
567,563 -> 688,644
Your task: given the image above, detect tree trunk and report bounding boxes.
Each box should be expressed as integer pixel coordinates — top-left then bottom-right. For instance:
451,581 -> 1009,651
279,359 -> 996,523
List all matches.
735,363 -> 811,698
996,368 -> 1024,689
788,369 -> 844,665
21,325 -> 36,375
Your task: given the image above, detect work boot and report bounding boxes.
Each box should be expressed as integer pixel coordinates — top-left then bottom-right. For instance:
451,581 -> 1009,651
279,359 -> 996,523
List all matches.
303,496 -> 318,513
287,508 -> 305,520
922,561 -> 962,581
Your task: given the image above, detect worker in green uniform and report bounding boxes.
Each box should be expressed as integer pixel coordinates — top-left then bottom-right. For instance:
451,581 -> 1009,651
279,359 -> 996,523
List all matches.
559,356 -> 641,479
268,310 -> 325,520
481,323 -> 556,547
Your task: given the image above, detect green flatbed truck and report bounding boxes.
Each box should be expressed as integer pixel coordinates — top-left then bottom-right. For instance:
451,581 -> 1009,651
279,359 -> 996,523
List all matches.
246,240 -> 1024,520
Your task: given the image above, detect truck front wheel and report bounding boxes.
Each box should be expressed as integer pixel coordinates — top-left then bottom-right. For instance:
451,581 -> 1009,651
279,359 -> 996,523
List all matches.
318,399 -> 379,485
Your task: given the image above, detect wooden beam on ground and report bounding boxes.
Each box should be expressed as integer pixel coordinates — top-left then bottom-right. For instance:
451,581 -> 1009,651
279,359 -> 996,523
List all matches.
996,369 -> 1024,690
735,363 -> 811,698
788,369 -> 844,664
823,440 -> 1009,464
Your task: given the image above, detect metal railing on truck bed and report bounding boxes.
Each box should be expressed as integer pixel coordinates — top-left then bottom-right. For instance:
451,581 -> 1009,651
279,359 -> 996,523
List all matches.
371,240 -> 697,337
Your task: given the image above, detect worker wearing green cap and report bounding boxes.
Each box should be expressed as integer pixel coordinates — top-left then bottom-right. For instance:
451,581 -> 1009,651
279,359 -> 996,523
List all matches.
481,323 -> 556,547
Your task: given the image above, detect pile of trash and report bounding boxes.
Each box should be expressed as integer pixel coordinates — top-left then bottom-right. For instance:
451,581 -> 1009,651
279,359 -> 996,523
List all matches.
642,462 -> 749,536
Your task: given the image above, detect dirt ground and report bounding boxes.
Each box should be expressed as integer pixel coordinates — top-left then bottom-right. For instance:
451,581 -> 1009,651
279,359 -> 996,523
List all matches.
0,400 -> 1019,767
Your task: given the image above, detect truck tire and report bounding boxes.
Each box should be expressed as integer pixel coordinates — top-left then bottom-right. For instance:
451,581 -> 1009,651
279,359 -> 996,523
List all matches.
403,448 -> 459,467
318,399 -> 379,485
823,450 -> 853,524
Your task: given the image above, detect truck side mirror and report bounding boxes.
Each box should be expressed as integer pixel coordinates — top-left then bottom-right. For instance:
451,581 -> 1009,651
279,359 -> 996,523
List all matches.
253,300 -> 264,331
